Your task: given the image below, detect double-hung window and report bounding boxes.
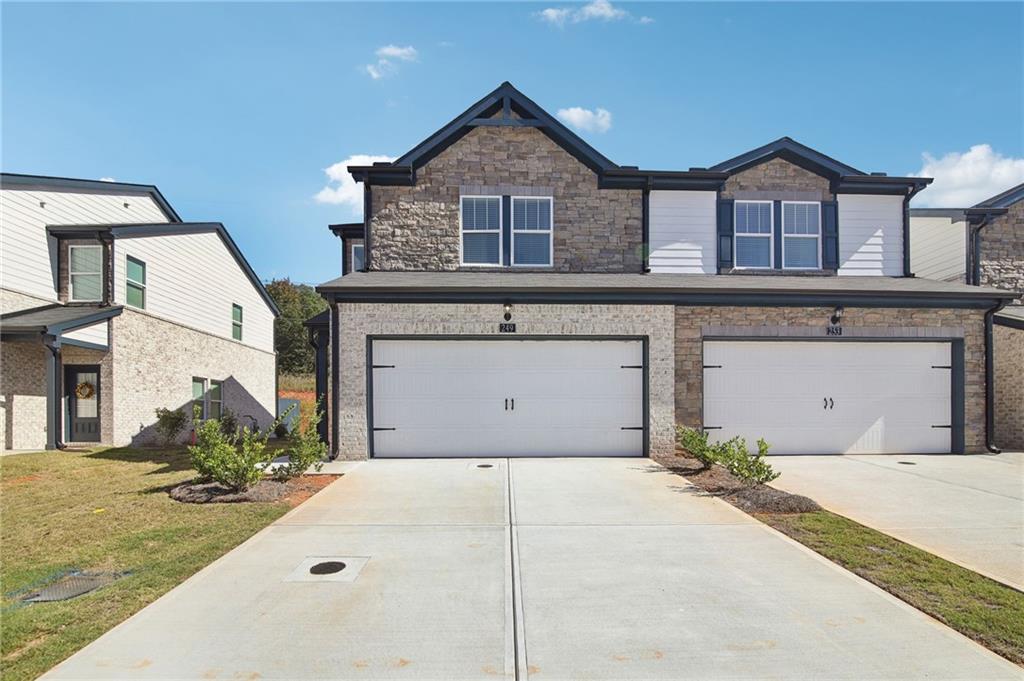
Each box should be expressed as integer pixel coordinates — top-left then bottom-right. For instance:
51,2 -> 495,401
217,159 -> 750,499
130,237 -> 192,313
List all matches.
69,245 -> 103,301
126,256 -> 146,309
351,244 -> 365,272
232,304 -> 243,341
734,201 -> 773,269
192,377 -> 223,420
460,196 -> 501,265
782,202 -> 821,269
208,380 -> 223,419
511,197 -> 553,266
192,377 -> 207,419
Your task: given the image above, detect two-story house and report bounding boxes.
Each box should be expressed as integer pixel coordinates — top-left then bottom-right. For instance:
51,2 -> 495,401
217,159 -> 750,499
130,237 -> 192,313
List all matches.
910,183 -> 1024,450
0,173 -> 279,451
312,82 -> 1015,460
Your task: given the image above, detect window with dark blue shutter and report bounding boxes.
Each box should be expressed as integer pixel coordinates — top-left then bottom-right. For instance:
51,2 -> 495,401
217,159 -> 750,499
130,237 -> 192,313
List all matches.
717,199 -> 735,272
821,201 -> 838,270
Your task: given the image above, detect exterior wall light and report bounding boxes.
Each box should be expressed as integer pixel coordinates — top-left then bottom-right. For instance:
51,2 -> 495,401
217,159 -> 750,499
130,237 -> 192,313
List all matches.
830,305 -> 844,326
503,303 -> 513,322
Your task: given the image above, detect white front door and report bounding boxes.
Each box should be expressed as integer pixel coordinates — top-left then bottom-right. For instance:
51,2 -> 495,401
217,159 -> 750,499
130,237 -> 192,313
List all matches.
370,339 -> 645,458
703,341 -> 952,455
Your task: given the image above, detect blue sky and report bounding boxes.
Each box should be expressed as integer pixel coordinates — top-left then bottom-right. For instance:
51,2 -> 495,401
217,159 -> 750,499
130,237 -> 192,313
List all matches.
3,1 -> 1022,285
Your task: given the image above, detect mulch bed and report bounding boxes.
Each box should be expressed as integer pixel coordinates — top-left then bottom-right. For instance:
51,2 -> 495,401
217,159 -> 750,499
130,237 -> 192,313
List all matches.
169,474 -> 340,506
652,449 -> 820,514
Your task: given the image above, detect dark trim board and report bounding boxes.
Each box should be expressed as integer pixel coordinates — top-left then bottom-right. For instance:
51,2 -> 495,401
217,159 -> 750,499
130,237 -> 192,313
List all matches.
364,334 -> 650,459
994,313 -> 1024,331
700,336 -> 965,455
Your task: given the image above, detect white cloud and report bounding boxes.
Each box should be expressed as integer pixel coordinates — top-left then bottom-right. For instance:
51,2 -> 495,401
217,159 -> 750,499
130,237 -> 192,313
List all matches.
536,0 -> 649,27
314,154 -> 395,210
912,144 -> 1024,207
376,45 -> 417,61
98,177 -> 116,182
364,44 -> 417,79
556,106 -> 612,134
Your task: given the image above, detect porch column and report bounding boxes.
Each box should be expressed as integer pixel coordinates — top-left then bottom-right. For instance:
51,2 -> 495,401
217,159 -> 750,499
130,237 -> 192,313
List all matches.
309,325 -> 330,444
43,335 -> 62,450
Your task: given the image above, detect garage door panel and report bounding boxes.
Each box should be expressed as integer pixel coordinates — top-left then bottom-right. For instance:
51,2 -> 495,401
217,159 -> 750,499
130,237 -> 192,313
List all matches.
703,341 -> 951,455
372,340 -> 644,458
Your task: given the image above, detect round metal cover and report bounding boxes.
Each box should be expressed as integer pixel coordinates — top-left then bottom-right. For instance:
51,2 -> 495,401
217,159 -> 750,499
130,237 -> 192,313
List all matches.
309,561 -> 347,575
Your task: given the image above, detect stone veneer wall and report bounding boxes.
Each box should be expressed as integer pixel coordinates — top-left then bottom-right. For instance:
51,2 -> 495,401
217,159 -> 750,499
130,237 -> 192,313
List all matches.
719,158 -> 834,202
0,341 -> 47,450
110,309 -> 276,445
334,302 -> 676,460
994,324 -> 1023,450
979,201 -> 1024,303
369,125 -> 642,273
674,306 -> 988,452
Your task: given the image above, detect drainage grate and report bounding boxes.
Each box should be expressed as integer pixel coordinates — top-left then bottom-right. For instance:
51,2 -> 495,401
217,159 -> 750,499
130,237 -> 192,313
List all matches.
22,572 -> 123,603
477,464 -> 494,469
309,561 -> 346,575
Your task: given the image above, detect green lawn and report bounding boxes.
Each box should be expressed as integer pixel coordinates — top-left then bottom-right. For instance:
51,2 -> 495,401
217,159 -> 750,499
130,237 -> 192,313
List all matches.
760,510 -> 1024,666
1,447 -> 292,681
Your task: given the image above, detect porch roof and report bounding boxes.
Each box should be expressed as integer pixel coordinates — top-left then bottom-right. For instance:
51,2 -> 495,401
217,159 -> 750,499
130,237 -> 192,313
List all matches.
0,304 -> 123,336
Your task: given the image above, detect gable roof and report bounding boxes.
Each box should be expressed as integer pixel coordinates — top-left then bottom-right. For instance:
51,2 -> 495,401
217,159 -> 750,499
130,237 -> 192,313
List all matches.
710,136 -> 866,178
974,182 -> 1024,209
45,222 -> 280,316
0,173 -> 181,222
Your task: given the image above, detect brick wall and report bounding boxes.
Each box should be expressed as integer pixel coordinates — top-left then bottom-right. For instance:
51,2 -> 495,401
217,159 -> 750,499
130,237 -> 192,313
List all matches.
979,201 -> 1024,303
61,344 -> 114,445
674,306 -> 987,452
57,238 -> 110,304
1,287 -> 54,314
344,238 -> 364,274
0,341 -> 47,450
369,125 -> 642,272
334,302 -> 676,459
994,324 -> 1023,450
720,158 -> 834,202
110,309 -> 277,445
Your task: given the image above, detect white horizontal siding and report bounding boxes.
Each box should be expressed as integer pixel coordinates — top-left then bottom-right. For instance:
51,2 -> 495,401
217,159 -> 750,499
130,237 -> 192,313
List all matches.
909,216 -> 967,282
112,231 -> 275,354
0,188 -> 168,300
837,194 -> 904,276
648,190 -> 716,274
62,320 -> 109,348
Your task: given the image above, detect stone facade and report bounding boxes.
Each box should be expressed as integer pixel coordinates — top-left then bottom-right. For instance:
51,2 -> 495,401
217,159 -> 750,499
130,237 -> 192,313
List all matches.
0,341 -> 47,450
369,125 -> 642,273
979,201 -> 1024,304
994,324 -> 1023,450
674,306 -> 988,452
334,303 -> 676,460
720,157 -> 834,202
110,309 -> 277,445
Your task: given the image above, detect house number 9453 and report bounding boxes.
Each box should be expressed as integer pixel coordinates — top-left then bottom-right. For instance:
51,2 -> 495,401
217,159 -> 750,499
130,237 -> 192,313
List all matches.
826,325 -> 843,336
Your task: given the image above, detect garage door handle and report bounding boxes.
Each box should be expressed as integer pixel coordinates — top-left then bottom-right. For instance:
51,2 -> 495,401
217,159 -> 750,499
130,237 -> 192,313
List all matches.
829,398 -> 834,410
511,398 -> 515,411
505,398 -> 508,411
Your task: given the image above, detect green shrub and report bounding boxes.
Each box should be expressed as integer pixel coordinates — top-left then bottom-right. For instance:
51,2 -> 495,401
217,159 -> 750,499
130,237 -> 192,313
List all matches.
676,426 -> 717,469
187,405 -> 285,492
271,403 -> 325,481
676,426 -> 779,484
219,407 -> 240,439
188,409 -> 237,483
154,407 -> 188,446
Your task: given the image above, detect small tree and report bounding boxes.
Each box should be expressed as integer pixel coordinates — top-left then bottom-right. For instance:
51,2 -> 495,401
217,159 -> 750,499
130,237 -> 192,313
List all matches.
272,401 -> 326,481
154,407 -> 188,446
187,405 -> 285,492
188,405 -> 235,482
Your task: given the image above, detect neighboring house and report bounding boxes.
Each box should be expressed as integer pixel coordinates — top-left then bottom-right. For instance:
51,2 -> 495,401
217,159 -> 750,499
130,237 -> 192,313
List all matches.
910,183 -> 1024,450
0,173 -> 280,451
312,82 -> 1016,460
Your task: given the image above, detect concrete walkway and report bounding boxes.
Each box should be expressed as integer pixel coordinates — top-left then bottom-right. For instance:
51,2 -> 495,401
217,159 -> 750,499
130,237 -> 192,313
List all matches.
45,459 -> 1019,680
769,452 -> 1024,590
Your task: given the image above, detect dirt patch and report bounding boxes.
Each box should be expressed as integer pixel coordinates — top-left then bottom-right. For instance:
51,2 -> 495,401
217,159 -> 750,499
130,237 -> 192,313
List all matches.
653,449 -> 820,514
279,390 -> 315,402
169,474 -> 340,505
2,473 -> 43,487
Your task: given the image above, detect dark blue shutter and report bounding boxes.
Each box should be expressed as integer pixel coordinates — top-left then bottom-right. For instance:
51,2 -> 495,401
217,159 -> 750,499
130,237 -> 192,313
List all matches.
822,201 -> 838,270
772,201 -> 783,270
502,196 -> 512,267
717,199 -> 734,272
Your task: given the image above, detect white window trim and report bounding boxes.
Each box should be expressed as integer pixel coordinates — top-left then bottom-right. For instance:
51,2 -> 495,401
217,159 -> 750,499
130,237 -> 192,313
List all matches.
209,379 -> 223,419
733,200 -> 774,270
125,254 -> 146,309
781,201 -> 822,270
511,196 -> 554,268
69,244 -> 104,301
231,303 -> 243,341
459,195 -> 503,267
192,377 -> 208,419
350,243 -> 365,273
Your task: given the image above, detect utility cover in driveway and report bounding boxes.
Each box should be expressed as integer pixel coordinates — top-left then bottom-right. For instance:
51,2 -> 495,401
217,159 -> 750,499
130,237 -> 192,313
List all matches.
370,339 -> 645,457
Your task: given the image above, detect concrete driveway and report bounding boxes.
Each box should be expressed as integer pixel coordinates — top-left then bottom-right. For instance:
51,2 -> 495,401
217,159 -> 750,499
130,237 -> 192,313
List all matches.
769,452 -> 1024,590
45,459 -> 1018,680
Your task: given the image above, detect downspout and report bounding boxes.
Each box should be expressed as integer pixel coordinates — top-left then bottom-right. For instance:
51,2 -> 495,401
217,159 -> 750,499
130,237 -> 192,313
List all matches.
969,215 -> 993,286
903,183 -> 927,277
43,335 -> 65,451
641,185 -> 651,273
983,299 -> 1007,454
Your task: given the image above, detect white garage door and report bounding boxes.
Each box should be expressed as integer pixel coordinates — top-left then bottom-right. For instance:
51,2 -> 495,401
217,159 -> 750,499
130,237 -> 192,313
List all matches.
371,339 -> 644,458
703,341 -> 952,455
